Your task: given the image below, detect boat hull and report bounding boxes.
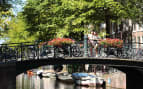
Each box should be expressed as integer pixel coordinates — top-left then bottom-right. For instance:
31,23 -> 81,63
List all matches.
56,73 -> 74,84
72,73 -> 104,87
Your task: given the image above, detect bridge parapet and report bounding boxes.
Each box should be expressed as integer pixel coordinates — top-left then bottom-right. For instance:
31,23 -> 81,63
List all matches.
0,41 -> 143,62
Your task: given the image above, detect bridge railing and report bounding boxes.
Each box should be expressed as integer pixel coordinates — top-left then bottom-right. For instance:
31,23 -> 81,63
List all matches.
0,42 -> 39,61
96,42 -> 143,60
0,41 -> 143,62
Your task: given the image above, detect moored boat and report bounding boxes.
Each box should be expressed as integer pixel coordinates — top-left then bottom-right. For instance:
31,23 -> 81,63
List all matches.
96,76 -> 104,87
43,72 -> 56,78
27,70 -> 34,76
56,72 -> 74,84
72,73 -> 104,87
38,72 -> 56,78
36,69 -> 43,75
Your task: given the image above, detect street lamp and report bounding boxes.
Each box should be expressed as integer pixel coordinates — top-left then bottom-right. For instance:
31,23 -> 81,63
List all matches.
83,24 -> 94,57
83,34 -> 88,57
83,25 -> 89,57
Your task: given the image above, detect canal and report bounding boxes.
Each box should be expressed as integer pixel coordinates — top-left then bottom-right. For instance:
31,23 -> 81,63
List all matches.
16,73 -> 123,89
16,65 -> 126,89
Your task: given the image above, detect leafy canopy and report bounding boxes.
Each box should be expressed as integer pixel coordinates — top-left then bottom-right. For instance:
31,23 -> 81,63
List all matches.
5,16 -> 36,43
21,0 -> 143,40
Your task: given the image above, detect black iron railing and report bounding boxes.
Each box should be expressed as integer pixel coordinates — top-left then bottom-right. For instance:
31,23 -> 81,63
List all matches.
0,41 -> 143,62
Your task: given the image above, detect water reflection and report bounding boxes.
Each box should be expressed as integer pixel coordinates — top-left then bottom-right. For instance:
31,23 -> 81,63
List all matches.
56,80 -> 74,89
16,74 -> 119,89
75,86 -> 103,89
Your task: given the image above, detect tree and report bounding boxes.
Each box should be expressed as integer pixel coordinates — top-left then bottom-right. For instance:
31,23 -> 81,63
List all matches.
4,16 -> 36,43
0,0 -> 29,42
21,0 -> 143,41
0,0 -> 14,37
113,0 -> 143,42
0,8 -> 13,37
0,0 -> 11,11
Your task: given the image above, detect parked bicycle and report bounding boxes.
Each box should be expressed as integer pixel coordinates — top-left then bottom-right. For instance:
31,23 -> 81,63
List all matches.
53,42 -> 83,58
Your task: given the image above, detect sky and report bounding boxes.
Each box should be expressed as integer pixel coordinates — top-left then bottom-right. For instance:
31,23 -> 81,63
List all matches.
12,0 -> 27,15
0,39 -> 5,44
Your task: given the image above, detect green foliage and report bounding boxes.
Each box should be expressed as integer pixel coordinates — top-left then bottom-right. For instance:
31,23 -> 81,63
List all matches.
0,10 -> 14,37
21,0 -> 143,41
4,17 -> 36,43
0,0 -> 13,37
0,0 -> 11,12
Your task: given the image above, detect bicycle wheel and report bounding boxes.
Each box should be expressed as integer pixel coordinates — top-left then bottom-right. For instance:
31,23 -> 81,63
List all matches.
122,48 -> 132,58
54,47 -> 64,58
131,48 -> 137,59
71,45 -> 82,57
115,48 -> 122,58
98,47 -> 107,57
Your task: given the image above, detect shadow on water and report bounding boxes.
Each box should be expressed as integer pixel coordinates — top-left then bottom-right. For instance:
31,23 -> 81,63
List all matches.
0,69 -> 16,89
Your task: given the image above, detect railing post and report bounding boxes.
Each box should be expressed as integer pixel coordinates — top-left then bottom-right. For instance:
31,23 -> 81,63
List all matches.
4,44 -> 7,62
84,35 -> 88,57
69,45 -> 72,57
20,43 -> 23,60
35,41 -> 39,59
54,47 -> 56,58
33,42 -> 36,59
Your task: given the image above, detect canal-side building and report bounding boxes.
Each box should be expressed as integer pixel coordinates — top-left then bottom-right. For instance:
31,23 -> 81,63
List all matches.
132,23 -> 143,48
100,20 -> 143,48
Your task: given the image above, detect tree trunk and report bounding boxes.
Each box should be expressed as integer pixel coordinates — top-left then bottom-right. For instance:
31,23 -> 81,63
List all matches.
119,21 -> 123,40
130,23 -> 134,43
105,16 -> 111,38
114,21 -> 118,38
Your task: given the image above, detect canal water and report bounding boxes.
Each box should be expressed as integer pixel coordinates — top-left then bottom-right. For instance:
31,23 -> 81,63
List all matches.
16,73 -> 123,89
0,69 -> 16,89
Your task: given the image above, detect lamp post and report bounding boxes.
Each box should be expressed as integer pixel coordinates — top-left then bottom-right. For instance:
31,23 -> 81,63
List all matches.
84,34 -> 88,57
83,24 -> 90,57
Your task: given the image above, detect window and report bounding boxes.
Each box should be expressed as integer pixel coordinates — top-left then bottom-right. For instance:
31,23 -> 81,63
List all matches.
138,36 -> 140,43
142,36 -> 143,48
138,36 -> 140,48
136,24 -> 139,31
132,37 -> 136,48
132,37 -> 136,43
141,25 -> 143,31
142,36 -> 143,43
133,24 -> 136,31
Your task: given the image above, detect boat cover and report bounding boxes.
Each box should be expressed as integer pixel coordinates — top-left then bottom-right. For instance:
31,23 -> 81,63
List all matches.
72,73 -> 89,77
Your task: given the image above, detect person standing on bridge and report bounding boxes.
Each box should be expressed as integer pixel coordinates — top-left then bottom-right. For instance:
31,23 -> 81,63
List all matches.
88,30 -> 100,57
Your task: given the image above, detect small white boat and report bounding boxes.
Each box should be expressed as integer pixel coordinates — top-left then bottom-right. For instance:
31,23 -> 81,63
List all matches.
72,73 -> 104,86
36,69 -> 43,75
96,76 -> 104,86
42,72 -> 56,78
56,73 -> 73,84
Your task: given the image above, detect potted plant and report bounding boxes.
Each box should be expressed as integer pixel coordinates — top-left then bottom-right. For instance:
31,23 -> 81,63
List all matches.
48,38 -> 75,47
99,38 -> 123,48
99,38 -> 123,55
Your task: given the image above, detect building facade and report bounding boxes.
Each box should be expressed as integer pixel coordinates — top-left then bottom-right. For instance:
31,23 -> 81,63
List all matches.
132,23 -> 143,48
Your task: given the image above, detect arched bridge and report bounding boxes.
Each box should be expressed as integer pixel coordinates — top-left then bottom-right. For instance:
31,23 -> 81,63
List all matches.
1,42 -> 143,89
17,57 -> 143,75
15,57 -> 143,89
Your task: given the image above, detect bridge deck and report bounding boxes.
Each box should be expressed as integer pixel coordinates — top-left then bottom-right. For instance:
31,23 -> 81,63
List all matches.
65,57 -> 143,61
